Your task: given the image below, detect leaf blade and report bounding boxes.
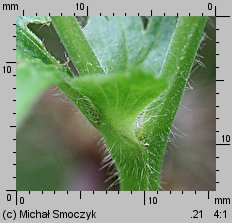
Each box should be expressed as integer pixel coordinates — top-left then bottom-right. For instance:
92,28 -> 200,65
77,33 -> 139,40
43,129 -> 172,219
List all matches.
84,16 -> 176,74
16,16 -> 76,128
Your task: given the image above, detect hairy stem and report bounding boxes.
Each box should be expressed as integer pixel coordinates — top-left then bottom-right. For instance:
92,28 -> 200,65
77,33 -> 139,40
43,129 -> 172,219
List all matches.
51,16 -> 104,75
140,17 -> 207,190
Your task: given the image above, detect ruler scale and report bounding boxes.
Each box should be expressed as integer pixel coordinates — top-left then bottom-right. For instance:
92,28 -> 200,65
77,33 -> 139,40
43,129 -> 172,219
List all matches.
1,0 -> 231,222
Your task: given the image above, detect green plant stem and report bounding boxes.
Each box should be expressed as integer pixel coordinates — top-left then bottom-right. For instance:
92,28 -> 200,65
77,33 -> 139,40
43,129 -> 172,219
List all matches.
17,16 -> 208,191
161,16 -> 207,79
51,16 -> 104,75
141,17 -> 207,190
53,16 -> 207,190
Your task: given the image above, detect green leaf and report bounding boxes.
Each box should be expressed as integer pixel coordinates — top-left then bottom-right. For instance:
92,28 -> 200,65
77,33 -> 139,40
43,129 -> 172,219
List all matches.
83,17 -> 176,74
16,16 -> 102,131
16,16 -> 75,128
16,16 -> 73,76
17,16 -> 55,65
17,50 -> 65,128
16,17 -> 78,190
71,68 -> 167,190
